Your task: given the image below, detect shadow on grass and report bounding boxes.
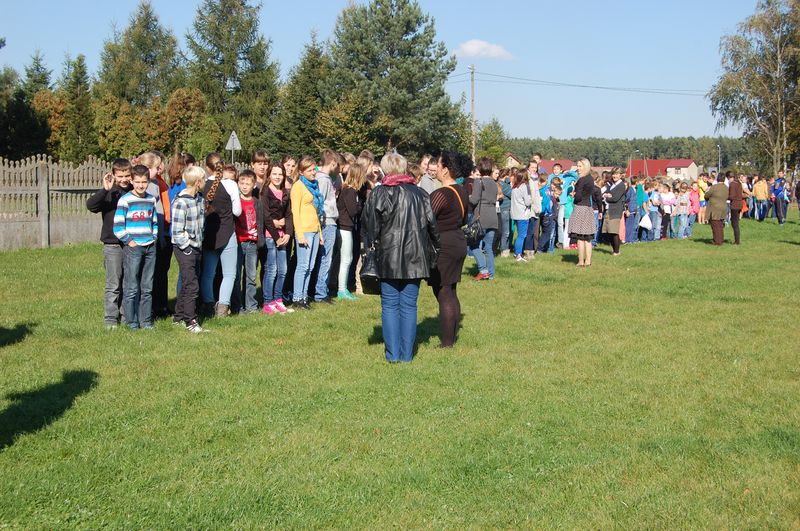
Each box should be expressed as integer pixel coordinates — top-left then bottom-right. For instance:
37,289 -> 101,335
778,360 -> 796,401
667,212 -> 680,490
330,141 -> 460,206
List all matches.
778,240 -> 800,246
0,323 -> 36,348
368,315 -> 464,352
0,370 -> 98,451
560,254 -> 579,264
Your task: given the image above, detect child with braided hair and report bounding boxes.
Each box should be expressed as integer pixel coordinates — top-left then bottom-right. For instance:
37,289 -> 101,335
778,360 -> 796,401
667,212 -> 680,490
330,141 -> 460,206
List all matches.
200,153 -> 242,317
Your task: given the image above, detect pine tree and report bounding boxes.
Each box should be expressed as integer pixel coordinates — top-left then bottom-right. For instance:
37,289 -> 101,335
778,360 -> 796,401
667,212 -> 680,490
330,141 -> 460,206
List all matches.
326,0 -> 462,157
22,51 -> 52,100
476,118 -> 508,165
59,55 -> 99,162
272,34 -> 330,156
97,1 -> 183,107
186,0 -> 279,156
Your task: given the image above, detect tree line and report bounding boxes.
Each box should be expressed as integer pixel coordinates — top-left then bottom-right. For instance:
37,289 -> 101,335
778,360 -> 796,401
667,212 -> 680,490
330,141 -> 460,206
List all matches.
2,0 -> 789,175
0,0 -> 467,163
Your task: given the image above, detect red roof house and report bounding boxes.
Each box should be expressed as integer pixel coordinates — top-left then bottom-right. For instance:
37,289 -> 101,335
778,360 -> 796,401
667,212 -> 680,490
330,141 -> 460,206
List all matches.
539,159 -> 576,175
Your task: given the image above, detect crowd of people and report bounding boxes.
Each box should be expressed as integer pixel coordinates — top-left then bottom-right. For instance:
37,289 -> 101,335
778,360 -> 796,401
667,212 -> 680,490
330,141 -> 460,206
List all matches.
87,148 -> 797,361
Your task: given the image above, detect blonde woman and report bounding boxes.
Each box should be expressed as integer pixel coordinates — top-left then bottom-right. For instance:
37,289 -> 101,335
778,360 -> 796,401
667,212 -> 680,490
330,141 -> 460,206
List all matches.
569,158 -> 596,267
336,162 -> 367,300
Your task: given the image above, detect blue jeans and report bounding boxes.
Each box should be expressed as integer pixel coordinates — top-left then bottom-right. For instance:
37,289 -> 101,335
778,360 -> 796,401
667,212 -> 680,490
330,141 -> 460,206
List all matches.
514,219 -> 529,256
123,243 -> 155,329
499,209 -> 511,251
235,240 -> 259,312
315,224 -> 338,301
677,214 -> 689,238
294,232 -> 320,302
380,279 -> 420,363
523,217 -> 538,251
263,238 -> 287,303
201,232 -> 238,306
538,214 -> 555,253
591,210 -> 600,246
647,211 -> 661,241
755,200 -> 767,221
687,213 -> 697,237
470,228 -> 496,277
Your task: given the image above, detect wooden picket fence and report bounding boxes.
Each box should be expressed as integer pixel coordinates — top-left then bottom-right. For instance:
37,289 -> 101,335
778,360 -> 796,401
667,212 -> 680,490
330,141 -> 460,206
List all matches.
0,155 -> 112,250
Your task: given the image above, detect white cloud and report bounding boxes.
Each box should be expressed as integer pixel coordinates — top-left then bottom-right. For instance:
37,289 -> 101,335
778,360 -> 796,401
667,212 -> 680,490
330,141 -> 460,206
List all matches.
455,39 -> 513,60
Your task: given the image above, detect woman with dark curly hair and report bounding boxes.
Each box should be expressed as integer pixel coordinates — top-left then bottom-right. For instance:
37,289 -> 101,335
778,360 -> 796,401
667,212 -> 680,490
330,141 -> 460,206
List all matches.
429,151 -> 473,348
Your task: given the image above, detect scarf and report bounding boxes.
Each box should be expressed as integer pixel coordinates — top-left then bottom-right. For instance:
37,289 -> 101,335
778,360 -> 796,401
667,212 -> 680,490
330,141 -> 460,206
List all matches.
381,174 -> 417,186
300,175 -> 324,220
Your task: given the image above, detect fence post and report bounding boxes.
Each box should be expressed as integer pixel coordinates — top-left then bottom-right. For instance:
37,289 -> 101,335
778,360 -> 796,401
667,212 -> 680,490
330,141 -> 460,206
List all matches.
37,160 -> 50,248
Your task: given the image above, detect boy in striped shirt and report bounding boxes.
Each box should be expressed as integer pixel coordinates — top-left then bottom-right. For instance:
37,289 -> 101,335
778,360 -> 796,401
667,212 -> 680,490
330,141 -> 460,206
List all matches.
113,165 -> 158,330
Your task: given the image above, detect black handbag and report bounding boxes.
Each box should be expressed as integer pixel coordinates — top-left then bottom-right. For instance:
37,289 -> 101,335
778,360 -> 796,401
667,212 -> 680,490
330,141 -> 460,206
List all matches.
359,243 -> 381,295
448,183 -> 484,247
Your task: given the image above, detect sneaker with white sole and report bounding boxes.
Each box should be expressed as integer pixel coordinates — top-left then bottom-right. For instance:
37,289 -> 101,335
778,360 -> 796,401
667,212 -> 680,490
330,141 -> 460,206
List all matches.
515,254 -> 528,262
273,299 -> 294,313
186,320 -> 207,333
262,303 -> 278,315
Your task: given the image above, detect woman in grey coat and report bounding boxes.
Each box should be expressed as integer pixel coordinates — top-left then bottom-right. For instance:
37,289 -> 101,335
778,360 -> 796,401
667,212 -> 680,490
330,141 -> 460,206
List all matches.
601,167 -> 626,255
468,157 -> 502,280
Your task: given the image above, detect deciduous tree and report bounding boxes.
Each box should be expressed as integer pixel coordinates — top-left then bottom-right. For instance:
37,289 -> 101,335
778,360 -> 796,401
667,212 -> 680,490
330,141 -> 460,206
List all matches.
709,0 -> 799,176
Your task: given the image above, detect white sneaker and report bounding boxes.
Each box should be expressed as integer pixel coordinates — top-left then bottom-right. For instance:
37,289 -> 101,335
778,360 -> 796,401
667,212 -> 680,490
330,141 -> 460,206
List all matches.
186,320 -> 208,333
515,254 -> 528,262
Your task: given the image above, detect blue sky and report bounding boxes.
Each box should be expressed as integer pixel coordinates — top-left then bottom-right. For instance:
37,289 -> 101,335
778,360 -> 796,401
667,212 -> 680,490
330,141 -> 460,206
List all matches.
0,0 -> 755,139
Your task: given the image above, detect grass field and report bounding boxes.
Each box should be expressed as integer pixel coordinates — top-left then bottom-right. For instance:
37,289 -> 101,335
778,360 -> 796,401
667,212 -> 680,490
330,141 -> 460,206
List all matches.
0,215 -> 798,528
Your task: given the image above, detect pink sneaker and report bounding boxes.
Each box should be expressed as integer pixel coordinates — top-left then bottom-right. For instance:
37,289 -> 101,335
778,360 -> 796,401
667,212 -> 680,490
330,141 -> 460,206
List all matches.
273,299 -> 294,314
262,303 -> 277,315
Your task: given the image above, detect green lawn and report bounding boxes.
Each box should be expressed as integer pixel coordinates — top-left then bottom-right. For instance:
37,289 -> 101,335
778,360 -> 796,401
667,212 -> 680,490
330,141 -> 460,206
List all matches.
0,216 -> 798,528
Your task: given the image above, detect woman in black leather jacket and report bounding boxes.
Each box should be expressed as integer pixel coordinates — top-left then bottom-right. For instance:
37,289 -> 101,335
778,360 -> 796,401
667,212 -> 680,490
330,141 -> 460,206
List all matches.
362,152 -> 441,363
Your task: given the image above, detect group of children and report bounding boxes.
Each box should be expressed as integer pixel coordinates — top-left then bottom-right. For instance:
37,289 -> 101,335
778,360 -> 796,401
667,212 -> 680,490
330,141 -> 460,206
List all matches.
88,149 -> 380,333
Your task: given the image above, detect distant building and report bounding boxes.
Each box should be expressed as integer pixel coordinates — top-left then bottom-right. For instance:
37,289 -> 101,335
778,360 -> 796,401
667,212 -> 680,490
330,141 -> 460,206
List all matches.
665,159 -> 699,181
626,159 -> 699,181
503,152 -> 522,169
539,159 -> 576,175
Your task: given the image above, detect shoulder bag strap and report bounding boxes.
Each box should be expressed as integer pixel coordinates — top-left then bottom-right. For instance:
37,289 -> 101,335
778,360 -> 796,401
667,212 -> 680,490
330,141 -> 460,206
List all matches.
446,185 -> 466,221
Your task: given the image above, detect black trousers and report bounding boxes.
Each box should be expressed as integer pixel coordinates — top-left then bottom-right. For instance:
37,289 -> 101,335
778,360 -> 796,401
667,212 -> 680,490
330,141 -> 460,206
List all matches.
730,209 -> 741,244
174,245 -> 201,324
153,236 -> 172,314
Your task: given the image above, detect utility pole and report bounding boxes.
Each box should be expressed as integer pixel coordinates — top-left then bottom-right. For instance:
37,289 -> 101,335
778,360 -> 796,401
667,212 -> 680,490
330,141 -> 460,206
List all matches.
470,64 -> 476,162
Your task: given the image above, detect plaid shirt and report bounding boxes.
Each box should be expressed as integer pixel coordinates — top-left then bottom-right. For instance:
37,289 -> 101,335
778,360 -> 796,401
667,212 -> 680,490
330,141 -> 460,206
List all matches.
170,191 -> 205,249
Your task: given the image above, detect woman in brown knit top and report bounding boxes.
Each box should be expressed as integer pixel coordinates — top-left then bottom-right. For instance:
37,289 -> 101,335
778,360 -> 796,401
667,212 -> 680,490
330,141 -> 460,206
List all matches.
429,151 -> 473,348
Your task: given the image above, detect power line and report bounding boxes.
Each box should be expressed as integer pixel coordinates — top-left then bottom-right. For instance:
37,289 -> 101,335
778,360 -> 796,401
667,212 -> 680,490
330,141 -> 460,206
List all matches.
472,70 -> 707,97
